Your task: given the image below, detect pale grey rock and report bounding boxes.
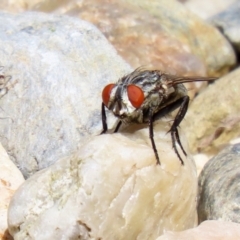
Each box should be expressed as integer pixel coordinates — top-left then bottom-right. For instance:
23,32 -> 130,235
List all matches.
180,0 -> 236,19
210,1 -> 240,53
198,143 -> 240,223
8,122 -> 198,240
0,11 -> 131,178
157,220 -> 240,240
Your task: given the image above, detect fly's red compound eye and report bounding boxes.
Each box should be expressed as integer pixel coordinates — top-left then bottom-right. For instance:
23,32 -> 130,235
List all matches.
102,84 -> 115,107
127,85 -> 144,108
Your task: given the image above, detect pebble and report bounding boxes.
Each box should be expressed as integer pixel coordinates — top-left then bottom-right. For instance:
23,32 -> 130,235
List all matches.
198,143 -> 240,223
210,1 -> 240,54
0,143 -> 24,240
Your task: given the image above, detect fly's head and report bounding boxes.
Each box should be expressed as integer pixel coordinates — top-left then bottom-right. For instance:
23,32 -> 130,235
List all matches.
102,82 -> 145,123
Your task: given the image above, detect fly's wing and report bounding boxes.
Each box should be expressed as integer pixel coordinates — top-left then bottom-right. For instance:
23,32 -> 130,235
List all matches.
161,73 -> 217,88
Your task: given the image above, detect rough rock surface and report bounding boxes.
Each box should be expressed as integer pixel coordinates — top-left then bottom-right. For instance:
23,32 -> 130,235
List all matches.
8,122 -> 198,240
182,67 -> 240,156
0,143 -> 24,240
0,11 -> 130,178
211,1 -> 240,53
198,143 -> 240,223
157,220 -> 240,240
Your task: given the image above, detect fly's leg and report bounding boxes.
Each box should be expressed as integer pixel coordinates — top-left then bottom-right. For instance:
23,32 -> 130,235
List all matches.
101,102 -> 122,134
169,96 -> 189,165
149,110 -> 161,165
153,96 -> 189,165
101,102 -> 108,134
114,120 -> 122,133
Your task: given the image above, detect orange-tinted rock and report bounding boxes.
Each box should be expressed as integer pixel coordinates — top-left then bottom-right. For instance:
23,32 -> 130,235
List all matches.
0,143 -> 24,240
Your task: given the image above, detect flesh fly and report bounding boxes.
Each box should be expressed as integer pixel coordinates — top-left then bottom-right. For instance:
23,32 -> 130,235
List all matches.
101,68 -> 217,165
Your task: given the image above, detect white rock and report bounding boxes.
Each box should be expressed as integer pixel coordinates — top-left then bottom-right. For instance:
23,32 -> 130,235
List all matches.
157,220 -> 240,240
193,153 -> 210,176
0,143 -> 24,239
8,121 -> 197,240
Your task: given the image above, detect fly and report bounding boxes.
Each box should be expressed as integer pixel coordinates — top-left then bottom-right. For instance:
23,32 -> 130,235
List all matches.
101,68 -> 217,165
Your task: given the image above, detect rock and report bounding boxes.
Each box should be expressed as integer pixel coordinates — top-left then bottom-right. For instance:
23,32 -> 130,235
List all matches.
157,220 -> 240,240
121,0 -> 236,76
1,0 -> 236,77
0,11 -> 131,178
0,143 -> 24,240
180,0 -> 236,19
210,1 -> 240,53
192,153 -> 210,176
198,143 -> 240,223
182,67 -> 240,156
8,122 -> 198,240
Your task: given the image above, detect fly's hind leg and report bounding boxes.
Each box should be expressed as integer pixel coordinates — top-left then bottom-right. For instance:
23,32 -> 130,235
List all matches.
153,96 -> 189,165
169,96 -> 189,165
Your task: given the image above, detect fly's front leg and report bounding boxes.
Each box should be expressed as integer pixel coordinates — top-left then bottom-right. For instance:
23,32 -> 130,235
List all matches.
114,120 -> 122,133
101,102 -> 122,134
149,110 -> 161,165
101,102 -> 108,134
169,96 -> 189,165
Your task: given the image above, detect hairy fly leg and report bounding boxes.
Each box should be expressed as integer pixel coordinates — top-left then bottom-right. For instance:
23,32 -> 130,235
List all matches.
101,102 -> 123,134
114,120 -> 122,133
101,102 -> 108,134
152,96 -> 189,165
168,96 -> 189,164
149,109 -> 161,165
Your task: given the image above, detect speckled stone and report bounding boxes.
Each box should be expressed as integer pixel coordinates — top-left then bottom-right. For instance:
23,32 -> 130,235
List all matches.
198,143 -> 240,223
0,11 -> 130,178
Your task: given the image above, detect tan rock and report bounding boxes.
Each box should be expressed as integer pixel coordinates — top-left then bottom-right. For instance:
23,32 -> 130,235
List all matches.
182,67 -> 240,156
157,220 -> 240,240
193,153 -> 210,176
0,143 -> 24,240
8,122 -> 197,240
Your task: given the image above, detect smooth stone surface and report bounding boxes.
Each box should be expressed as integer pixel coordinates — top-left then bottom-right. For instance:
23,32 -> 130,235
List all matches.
198,143 -> 240,223
8,122 -> 198,240
0,11 -> 130,178
0,0 -> 236,77
182,67 -> 240,156
0,143 -> 24,240
210,1 -> 240,53
157,220 -> 240,240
